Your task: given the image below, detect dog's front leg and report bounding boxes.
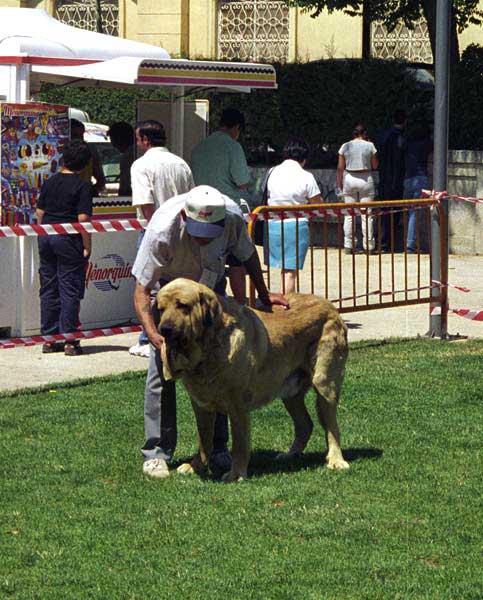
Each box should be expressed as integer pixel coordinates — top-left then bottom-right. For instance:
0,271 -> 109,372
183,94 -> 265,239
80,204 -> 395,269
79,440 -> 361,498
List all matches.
223,407 -> 250,483
177,400 -> 215,476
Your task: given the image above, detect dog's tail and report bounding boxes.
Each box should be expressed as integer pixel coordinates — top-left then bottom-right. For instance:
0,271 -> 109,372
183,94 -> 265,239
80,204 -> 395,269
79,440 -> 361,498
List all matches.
311,314 -> 348,406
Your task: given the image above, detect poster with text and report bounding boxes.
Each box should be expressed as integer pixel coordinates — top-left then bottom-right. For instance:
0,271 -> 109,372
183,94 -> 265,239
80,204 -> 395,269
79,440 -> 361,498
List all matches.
1,103 -> 69,225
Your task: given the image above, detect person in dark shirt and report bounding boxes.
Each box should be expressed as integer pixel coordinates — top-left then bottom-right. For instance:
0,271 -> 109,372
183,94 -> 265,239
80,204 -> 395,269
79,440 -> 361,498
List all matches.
403,122 -> 433,252
378,109 -> 407,251
36,141 -> 93,356
70,118 -> 106,196
108,121 -> 134,196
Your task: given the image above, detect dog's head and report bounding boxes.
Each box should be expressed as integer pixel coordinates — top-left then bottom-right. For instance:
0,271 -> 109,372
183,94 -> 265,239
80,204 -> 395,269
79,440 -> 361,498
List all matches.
155,278 -> 223,379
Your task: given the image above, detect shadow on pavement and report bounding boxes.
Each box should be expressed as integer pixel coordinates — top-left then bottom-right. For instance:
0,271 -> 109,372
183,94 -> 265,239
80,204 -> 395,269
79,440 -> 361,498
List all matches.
81,344 -> 132,354
344,320 -> 363,329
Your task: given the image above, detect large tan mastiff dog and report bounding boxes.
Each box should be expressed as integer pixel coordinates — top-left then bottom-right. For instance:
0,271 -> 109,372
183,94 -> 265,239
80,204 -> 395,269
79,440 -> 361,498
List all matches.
156,278 -> 349,482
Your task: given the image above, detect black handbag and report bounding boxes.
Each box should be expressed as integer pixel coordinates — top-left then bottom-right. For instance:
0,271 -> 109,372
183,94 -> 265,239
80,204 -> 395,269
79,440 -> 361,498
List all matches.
253,168 -> 272,246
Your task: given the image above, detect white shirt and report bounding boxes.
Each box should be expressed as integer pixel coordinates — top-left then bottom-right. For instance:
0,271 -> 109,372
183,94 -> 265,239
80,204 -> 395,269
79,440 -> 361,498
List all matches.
130,147 -> 194,219
338,139 -> 377,171
132,193 -> 254,289
267,159 -> 320,206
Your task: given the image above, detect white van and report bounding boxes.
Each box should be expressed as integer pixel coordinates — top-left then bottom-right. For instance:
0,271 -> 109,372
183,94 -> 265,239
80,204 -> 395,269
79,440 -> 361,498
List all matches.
69,107 -> 91,123
83,122 -> 121,194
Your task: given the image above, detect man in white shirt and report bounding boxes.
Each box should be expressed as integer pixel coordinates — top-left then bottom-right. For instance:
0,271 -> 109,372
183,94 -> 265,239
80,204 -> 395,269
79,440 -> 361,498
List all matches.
133,185 -> 289,479
129,120 -> 194,357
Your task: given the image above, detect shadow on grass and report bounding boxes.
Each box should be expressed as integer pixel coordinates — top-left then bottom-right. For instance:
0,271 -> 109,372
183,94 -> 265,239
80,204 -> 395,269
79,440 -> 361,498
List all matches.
173,447 -> 382,481
247,447 -> 383,478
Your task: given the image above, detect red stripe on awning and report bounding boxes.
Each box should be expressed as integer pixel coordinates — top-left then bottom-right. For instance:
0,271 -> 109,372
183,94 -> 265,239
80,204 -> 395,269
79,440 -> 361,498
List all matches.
0,56 -> 101,66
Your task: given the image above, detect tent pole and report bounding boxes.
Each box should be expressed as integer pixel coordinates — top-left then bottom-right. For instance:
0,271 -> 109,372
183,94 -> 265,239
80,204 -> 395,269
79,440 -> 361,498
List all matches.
7,64 -> 30,102
170,86 -> 185,159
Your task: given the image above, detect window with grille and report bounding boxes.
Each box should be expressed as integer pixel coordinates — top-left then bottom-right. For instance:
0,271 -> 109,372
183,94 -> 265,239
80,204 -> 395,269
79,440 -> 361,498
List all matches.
218,1 -> 289,62
371,18 -> 432,63
55,1 -> 119,36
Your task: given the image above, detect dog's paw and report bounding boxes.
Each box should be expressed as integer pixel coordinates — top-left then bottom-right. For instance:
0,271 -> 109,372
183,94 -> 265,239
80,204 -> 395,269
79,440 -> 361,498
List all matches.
326,457 -> 350,470
177,462 -> 196,475
221,470 -> 247,483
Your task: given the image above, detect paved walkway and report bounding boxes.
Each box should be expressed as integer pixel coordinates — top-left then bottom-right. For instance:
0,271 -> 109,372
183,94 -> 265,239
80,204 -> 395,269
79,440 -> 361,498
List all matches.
0,254 -> 481,394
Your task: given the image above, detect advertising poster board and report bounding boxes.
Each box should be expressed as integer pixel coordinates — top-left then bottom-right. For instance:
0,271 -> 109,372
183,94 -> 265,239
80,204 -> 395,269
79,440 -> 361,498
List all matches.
0,102 -> 69,225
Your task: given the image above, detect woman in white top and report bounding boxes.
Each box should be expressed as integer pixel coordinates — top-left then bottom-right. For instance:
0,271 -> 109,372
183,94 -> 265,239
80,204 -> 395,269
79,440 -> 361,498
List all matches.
264,138 -> 321,293
337,123 -> 378,254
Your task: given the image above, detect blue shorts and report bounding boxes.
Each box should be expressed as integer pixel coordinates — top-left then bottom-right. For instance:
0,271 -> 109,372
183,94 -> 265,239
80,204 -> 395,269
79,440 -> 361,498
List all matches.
264,219 -> 310,270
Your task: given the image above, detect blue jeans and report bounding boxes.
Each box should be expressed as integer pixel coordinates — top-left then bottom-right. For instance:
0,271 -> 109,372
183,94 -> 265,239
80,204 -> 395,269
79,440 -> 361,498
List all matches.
38,235 -> 87,335
403,175 -> 429,250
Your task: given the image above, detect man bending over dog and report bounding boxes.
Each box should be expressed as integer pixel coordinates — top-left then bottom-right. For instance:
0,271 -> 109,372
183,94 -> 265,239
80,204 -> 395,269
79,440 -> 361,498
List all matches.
132,185 -> 289,478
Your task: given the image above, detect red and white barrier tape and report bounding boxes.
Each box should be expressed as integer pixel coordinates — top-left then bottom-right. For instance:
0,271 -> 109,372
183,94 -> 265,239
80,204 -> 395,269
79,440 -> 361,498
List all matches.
432,279 -> 471,293
0,204 -> 434,238
332,280 -> 471,304
331,283 -> 435,304
430,306 -> 483,321
0,219 -> 146,238
0,325 -> 141,349
250,203 -> 431,222
422,189 -> 483,205
0,279 -> 475,349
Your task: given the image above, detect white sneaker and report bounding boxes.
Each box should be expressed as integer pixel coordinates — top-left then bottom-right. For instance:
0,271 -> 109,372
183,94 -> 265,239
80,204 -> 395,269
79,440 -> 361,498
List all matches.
129,343 -> 151,358
142,458 -> 170,478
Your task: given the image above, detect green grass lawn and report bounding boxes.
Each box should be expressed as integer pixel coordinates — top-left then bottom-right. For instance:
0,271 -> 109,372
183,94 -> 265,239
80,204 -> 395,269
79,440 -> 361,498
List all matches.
1,339 -> 482,600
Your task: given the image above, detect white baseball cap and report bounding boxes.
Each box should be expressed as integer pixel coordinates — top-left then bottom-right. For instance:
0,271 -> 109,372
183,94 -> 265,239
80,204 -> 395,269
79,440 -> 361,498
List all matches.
184,185 -> 226,238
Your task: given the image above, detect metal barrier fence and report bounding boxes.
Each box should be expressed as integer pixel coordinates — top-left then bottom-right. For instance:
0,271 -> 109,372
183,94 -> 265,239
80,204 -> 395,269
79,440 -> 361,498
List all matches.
247,199 -> 447,327
0,198 -> 449,347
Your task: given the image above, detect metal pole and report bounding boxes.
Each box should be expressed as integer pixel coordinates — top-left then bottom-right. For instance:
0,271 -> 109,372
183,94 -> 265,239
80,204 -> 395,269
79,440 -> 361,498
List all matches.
170,87 -> 185,159
429,0 -> 451,338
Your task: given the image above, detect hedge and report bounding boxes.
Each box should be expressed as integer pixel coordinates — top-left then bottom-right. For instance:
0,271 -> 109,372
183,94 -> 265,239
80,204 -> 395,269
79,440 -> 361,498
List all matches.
37,52 -> 481,166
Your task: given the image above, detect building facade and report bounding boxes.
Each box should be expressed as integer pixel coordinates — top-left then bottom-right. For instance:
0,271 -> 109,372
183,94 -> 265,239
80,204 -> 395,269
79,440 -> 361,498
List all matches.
2,0 -> 483,62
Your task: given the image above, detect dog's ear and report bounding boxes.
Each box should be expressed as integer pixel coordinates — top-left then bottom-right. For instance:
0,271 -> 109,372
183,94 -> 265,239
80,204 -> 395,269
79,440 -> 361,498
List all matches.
199,290 -> 222,329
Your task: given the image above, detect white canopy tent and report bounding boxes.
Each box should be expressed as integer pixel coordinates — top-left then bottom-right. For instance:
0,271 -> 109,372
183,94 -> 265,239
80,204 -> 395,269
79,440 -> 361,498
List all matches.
0,8 -> 169,104
0,8 -> 170,62
0,8 -> 277,155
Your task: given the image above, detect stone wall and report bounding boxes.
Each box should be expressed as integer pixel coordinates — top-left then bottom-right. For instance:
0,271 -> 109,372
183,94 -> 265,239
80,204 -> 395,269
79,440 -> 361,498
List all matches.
447,150 -> 483,254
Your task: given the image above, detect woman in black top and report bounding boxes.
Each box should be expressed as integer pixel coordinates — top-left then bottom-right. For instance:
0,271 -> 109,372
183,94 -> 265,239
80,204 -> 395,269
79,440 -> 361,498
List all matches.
36,140 -> 93,355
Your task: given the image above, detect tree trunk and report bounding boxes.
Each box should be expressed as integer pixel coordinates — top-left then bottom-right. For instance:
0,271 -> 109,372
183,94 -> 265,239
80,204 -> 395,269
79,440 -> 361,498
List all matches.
421,0 -> 460,64
96,0 -> 103,34
450,7 -> 460,63
362,1 -> 371,59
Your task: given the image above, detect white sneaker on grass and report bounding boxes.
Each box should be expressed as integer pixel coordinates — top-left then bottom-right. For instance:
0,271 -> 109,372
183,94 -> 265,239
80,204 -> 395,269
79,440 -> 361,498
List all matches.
143,458 -> 170,478
129,343 -> 151,358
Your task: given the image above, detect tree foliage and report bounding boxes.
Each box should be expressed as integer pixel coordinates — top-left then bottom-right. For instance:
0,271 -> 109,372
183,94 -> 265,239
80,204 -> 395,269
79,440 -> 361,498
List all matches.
38,50 -> 483,161
38,60 -> 431,166
286,0 -> 483,31
38,85 -> 169,126
286,1 -> 483,61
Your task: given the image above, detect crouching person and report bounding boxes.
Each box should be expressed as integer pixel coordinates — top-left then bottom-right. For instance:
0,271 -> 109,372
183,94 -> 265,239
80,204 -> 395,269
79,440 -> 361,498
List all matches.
132,185 -> 289,478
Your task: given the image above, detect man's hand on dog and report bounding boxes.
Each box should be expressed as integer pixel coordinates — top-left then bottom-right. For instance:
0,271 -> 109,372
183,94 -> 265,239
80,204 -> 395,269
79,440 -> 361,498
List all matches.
149,332 -> 165,350
260,291 -> 290,309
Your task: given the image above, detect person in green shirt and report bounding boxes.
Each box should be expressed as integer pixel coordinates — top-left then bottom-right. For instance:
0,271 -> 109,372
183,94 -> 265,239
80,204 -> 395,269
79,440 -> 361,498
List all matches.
191,108 -> 250,304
